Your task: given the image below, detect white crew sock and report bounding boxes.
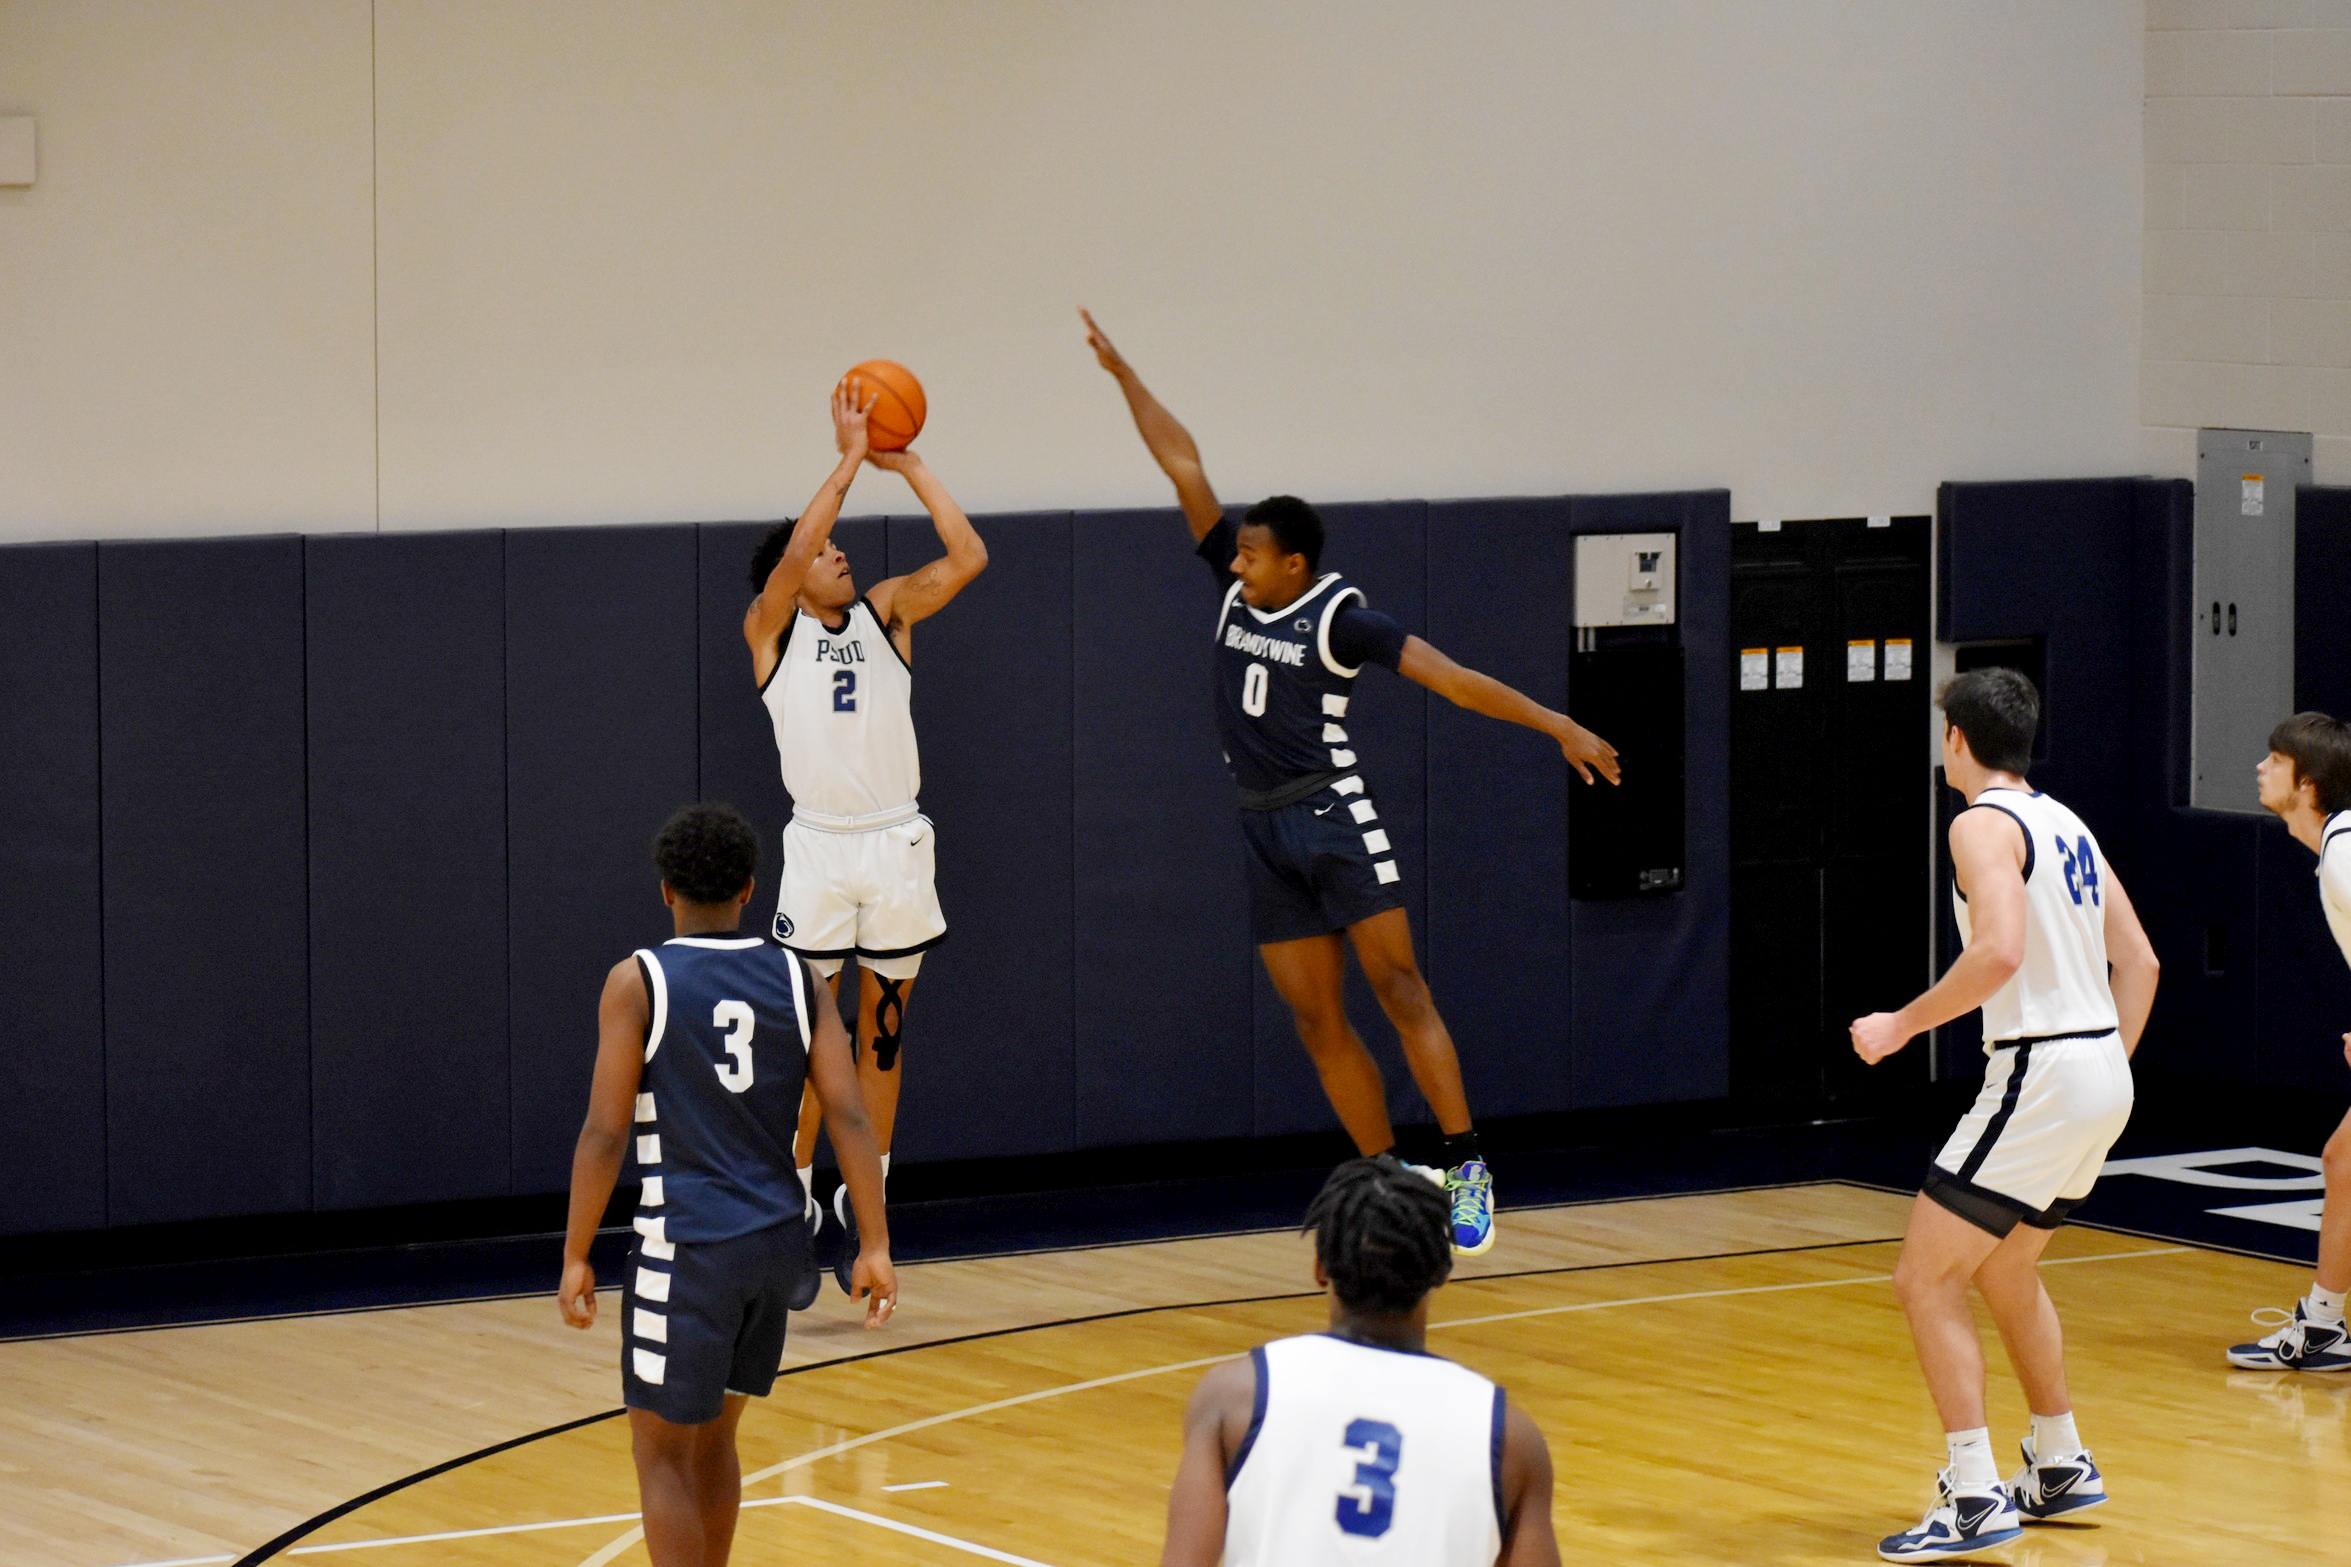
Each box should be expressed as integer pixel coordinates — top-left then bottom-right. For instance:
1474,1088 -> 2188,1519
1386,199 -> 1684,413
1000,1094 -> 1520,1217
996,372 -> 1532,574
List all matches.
879,1152 -> 891,1184
2029,1411 -> 2083,1462
797,1164 -> 816,1219
1945,1427 -> 1998,1489
2308,1283 -> 2347,1325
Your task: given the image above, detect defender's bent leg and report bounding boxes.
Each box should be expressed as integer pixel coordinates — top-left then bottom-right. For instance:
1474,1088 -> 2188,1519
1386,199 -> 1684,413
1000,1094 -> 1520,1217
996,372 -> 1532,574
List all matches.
1972,1221 -> 2068,1416
2320,1106 -> 2351,1295
1345,908 -> 1472,1136
1891,1194 -> 2007,1434
1260,933 -> 1395,1155
852,964 -> 917,1156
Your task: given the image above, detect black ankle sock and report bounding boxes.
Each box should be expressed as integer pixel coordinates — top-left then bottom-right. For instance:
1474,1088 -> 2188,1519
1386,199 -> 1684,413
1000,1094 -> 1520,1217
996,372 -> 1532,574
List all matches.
1437,1130 -> 1482,1170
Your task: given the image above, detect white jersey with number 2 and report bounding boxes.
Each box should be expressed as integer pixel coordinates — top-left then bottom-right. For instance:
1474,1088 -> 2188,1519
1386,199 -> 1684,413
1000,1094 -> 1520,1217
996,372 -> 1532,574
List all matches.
1952,786 -> 2120,1046
759,598 -> 919,820
1224,1334 -> 1505,1567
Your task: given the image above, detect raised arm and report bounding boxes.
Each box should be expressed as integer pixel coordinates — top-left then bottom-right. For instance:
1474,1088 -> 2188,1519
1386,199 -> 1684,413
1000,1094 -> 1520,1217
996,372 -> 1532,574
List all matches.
1081,308 -> 1223,540
2100,864 -> 2160,1057
1496,1402 -> 1562,1567
557,958 -> 650,1331
1851,807 -> 2028,1063
1396,635 -> 1622,785
743,379 -> 875,660
865,450 -> 988,637
1158,1355 -> 1256,1567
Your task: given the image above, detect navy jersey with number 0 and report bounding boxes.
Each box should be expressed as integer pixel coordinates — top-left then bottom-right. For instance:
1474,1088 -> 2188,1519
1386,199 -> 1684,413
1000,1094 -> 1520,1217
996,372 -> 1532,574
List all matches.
631,935 -> 818,1245
1199,519 -> 1407,794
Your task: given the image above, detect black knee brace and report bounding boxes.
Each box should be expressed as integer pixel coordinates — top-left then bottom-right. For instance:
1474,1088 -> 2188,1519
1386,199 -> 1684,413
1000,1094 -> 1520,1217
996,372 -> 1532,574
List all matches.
872,975 -> 908,1073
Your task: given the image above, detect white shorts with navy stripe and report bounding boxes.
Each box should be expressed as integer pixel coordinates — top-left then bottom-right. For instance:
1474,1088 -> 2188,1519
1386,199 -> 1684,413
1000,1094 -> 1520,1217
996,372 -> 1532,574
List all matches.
772,813 -> 945,981
1923,1032 -> 2134,1237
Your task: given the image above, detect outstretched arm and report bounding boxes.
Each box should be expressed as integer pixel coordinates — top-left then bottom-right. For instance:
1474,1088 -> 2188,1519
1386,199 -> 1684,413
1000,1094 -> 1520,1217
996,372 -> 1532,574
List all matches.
744,379 -> 875,659
557,959 -> 650,1331
1159,1356 -> 1255,1567
1396,636 -> 1622,785
1851,808 -> 2027,1063
1497,1403 -> 1562,1567
866,450 -> 989,635
1081,308 -> 1223,540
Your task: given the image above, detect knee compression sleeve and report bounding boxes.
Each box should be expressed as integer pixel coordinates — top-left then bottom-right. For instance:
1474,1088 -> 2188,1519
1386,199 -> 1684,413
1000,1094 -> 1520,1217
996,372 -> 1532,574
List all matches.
872,975 -> 907,1073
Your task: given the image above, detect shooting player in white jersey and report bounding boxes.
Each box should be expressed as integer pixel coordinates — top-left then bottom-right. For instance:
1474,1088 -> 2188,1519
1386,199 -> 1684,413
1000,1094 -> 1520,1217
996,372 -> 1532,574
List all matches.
1850,668 -> 2160,1563
743,378 -> 988,1298
558,804 -> 894,1567
1083,310 -> 1621,1257
2230,712 -> 2351,1372
1159,1156 -> 1560,1567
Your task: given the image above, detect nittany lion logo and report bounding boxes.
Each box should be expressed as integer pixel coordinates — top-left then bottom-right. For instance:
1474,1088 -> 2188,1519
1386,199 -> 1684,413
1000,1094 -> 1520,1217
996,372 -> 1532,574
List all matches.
772,912 -> 795,940
1294,618 -> 1313,632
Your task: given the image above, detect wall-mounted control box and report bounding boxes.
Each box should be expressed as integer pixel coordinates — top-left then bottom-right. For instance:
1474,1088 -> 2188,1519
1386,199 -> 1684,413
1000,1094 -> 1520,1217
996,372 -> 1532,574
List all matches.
1573,531 -> 1677,628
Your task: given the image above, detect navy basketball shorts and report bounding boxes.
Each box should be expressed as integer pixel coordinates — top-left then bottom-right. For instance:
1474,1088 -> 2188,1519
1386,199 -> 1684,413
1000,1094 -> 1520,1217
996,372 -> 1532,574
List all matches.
1237,777 -> 1406,944
620,1220 -> 803,1425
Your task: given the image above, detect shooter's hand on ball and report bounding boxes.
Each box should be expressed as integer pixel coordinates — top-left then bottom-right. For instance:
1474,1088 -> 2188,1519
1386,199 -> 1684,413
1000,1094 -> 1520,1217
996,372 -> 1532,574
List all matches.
866,445 -> 922,475
557,1257 -> 597,1330
1850,1012 -> 1912,1065
832,376 -> 875,460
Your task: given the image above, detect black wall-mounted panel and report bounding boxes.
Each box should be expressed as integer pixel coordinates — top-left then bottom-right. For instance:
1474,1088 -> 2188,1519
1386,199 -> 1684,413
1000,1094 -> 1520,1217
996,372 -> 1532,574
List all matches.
307,532 -> 510,1209
507,526 -> 700,1192
1250,501 -> 1432,1140
1423,497 -> 1577,1117
887,510 -> 1077,1162
100,537 -> 311,1225
2298,486 -> 2351,722
1072,510 -> 1254,1147
0,544 -> 106,1233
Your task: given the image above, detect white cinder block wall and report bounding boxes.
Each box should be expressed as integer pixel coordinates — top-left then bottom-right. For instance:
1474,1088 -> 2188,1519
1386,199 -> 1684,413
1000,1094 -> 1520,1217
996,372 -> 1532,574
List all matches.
2143,0 -> 2351,480
0,2 -> 2146,542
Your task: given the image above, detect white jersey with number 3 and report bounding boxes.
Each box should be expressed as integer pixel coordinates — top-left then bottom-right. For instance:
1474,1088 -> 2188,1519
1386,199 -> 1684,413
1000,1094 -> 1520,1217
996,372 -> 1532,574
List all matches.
1224,1334 -> 1505,1567
759,598 -> 919,820
1952,786 -> 2120,1046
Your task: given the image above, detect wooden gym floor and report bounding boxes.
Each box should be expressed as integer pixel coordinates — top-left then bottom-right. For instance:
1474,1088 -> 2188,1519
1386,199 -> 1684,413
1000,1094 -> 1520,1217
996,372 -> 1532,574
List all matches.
11,1182 -> 2344,1567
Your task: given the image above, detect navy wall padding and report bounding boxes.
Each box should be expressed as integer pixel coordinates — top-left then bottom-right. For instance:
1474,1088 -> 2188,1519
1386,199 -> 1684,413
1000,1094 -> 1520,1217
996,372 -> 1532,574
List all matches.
0,544 -> 106,1233
1422,497 -> 1579,1117
1249,501 -> 1433,1138
2257,822 -> 2351,1088
506,527 -> 700,1193
887,511 -> 1077,1161
100,537 -> 311,1226
2298,487 -> 2351,721
306,532 -> 510,1209
1071,510 -> 1255,1147
1568,490 -> 1734,1107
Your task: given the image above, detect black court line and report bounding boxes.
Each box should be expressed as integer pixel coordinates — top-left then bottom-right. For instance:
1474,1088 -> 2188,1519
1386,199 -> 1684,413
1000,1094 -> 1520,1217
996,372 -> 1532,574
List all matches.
229,1219 -> 1945,1564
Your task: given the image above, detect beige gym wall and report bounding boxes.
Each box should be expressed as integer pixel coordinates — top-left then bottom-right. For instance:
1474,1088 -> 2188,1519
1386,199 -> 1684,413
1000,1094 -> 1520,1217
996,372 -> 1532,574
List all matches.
0,1 -> 2145,542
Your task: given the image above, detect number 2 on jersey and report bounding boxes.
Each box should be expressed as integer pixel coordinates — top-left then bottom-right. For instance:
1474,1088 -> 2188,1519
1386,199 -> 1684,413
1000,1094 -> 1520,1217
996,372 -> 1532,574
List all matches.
1241,660 -> 1269,717
1334,1419 -> 1402,1538
711,1000 -> 755,1092
832,669 -> 858,712
2055,834 -> 2101,907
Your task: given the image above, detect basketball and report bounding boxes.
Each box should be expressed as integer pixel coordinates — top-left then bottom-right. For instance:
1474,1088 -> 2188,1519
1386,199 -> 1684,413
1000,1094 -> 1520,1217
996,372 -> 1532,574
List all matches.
839,359 -> 926,451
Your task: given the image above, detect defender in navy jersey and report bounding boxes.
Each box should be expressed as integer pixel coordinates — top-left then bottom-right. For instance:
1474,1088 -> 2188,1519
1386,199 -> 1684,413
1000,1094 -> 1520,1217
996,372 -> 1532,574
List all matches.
560,804 -> 893,1567
2230,713 -> 2351,1375
1085,311 -> 1621,1257
1159,1157 -> 1560,1567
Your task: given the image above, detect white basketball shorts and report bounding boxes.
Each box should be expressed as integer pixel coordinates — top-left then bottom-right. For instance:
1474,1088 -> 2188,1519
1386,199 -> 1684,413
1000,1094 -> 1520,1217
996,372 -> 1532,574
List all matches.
771,814 -> 945,981
1923,1031 -> 2134,1237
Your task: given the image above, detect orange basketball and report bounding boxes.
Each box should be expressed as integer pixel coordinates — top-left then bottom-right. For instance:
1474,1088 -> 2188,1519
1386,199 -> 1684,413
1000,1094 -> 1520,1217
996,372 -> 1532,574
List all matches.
839,359 -> 926,451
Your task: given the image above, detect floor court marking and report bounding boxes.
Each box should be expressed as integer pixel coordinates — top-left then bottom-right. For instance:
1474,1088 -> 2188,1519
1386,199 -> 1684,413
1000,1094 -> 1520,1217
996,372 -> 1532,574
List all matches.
152,1231 -> 2212,1567
881,1479 -> 950,1492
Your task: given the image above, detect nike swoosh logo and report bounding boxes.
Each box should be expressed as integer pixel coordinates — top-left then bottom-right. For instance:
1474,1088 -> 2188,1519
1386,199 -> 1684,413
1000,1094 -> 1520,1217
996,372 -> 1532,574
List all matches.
1315,803 -> 1338,816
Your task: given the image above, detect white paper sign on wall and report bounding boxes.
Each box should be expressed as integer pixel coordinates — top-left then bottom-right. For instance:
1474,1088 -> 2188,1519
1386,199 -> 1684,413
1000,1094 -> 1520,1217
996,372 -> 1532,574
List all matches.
1883,638 -> 1914,681
1774,646 -> 1804,689
2242,474 -> 2264,516
1846,640 -> 1876,682
1739,648 -> 1768,692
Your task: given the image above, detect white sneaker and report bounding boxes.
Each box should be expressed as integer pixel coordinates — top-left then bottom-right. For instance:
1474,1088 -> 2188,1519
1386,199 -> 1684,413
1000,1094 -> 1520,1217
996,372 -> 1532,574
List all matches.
2227,1302 -> 2351,1372
2007,1438 -> 2106,1520
1877,1467 -> 2021,1563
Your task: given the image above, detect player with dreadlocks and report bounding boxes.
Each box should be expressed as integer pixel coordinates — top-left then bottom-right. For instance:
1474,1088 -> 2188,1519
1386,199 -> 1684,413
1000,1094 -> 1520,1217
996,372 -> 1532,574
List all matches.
1158,1157 -> 1560,1567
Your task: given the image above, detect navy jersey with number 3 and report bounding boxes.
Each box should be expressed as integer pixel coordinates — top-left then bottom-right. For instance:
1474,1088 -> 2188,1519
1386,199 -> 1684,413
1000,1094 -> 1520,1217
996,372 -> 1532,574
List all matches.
631,935 -> 818,1244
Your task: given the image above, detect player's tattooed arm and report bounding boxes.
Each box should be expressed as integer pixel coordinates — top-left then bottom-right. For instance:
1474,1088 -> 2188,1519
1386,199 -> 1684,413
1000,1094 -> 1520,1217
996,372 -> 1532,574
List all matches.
2099,864 -> 2160,1057
1158,1355 -> 1255,1567
744,377 -> 876,658
1497,1402 -> 1563,1567
806,991 -> 898,1327
1395,635 -> 1623,786
557,959 -> 650,1331
1080,308 -> 1224,542
865,451 -> 988,643
1851,807 -> 2028,1063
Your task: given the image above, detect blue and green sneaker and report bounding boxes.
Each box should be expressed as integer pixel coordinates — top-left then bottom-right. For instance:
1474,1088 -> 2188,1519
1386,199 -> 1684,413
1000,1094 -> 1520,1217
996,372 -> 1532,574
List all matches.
1445,1160 -> 1496,1256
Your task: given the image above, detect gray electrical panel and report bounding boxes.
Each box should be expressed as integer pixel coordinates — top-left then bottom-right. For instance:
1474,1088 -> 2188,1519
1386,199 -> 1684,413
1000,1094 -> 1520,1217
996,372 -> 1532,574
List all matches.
2191,428 -> 2312,813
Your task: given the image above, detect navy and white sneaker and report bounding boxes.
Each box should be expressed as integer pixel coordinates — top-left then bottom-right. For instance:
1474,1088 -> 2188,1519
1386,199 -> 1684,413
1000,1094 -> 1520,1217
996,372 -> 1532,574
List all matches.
2227,1302 -> 2351,1371
1877,1468 -> 2021,1563
831,1184 -> 861,1298
1445,1160 -> 1496,1257
2008,1439 -> 2106,1520
787,1196 -> 824,1311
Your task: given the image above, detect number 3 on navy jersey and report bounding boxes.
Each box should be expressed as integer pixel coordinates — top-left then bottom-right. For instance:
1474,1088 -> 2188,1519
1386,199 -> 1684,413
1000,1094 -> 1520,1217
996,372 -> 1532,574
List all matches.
1334,1419 -> 1402,1538
712,1000 -> 754,1092
1241,660 -> 1269,717
2055,834 -> 2101,907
